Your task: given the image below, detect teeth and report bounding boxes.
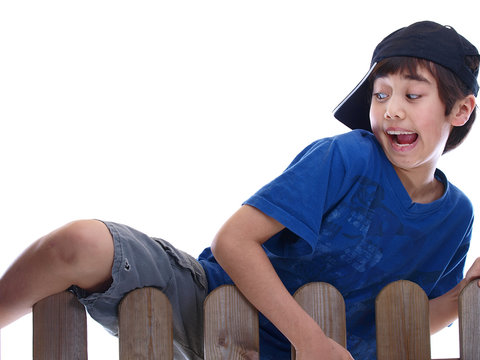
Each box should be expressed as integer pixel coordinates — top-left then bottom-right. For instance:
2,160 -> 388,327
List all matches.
386,130 -> 416,135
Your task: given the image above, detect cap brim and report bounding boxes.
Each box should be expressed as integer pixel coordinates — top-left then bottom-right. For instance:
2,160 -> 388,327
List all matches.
333,62 -> 376,132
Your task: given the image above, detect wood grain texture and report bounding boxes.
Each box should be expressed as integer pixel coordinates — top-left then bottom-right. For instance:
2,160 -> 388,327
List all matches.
459,280 -> 480,360
119,287 -> 173,360
27,281 -> 479,359
375,280 -> 431,360
291,282 -> 346,360
204,285 -> 259,360
33,291 -> 87,360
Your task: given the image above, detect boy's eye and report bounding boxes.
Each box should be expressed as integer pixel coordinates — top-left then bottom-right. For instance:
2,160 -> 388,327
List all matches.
373,92 -> 388,100
406,94 -> 420,100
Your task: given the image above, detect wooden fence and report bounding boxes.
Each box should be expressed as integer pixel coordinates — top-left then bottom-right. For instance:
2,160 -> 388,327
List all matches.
2,280 -> 479,359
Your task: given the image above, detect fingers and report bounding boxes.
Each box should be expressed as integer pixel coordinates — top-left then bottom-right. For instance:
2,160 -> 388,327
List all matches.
465,257 -> 480,284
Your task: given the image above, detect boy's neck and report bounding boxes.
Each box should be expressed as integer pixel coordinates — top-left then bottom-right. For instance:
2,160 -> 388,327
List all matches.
393,166 -> 445,204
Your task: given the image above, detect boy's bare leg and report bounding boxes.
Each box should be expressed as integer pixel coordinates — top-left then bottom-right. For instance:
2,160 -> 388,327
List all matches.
0,220 -> 114,328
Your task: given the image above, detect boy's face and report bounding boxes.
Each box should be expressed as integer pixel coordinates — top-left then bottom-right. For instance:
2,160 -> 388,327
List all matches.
369,67 -> 454,178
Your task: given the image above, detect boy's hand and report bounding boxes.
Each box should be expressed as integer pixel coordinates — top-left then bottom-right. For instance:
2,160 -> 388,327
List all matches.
430,257 -> 480,334
213,206 -> 354,360
464,257 -> 480,287
295,336 -> 354,360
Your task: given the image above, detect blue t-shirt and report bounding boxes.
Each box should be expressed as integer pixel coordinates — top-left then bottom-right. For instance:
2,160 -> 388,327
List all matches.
198,130 -> 473,359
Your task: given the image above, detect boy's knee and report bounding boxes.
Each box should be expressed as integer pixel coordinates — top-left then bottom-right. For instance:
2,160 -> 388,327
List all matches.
40,220 -> 113,268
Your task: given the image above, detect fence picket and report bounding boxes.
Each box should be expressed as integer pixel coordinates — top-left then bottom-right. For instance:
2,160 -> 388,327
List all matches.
292,282 -> 346,359
33,291 -> 87,360
376,280 -> 431,360
17,280 -> 480,359
459,280 -> 480,360
203,285 -> 259,359
118,287 -> 173,360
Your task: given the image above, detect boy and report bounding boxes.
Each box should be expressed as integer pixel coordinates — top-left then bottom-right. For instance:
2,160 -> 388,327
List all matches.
0,20 -> 479,359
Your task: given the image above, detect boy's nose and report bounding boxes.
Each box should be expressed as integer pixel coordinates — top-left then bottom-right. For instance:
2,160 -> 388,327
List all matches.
384,96 -> 406,120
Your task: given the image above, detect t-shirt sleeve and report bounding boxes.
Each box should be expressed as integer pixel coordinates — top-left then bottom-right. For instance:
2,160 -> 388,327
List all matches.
244,136 -> 349,255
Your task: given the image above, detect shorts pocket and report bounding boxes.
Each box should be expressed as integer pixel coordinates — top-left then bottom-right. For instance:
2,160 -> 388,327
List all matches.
153,237 -> 208,290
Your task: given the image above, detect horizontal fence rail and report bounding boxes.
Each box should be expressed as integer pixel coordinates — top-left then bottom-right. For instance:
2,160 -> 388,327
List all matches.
0,280 -> 477,359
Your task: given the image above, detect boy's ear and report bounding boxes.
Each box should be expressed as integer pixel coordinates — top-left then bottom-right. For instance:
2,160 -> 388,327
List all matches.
450,94 -> 476,127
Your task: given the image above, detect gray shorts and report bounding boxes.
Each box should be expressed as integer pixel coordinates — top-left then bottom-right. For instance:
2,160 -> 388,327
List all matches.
70,221 -> 208,360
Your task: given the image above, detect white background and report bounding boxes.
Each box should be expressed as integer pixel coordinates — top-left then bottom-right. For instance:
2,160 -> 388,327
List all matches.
1,1 -> 479,358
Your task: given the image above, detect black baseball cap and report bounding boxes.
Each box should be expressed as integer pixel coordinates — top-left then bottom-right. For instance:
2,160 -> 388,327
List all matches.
333,21 -> 480,132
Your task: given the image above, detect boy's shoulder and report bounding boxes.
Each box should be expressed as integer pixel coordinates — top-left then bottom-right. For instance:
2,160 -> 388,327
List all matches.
288,129 -> 385,182
314,129 -> 383,167
442,172 -> 474,212
308,129 -> 379,153
332,129 -> 377,146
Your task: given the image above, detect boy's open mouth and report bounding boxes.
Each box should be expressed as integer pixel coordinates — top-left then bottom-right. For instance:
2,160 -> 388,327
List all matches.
386,130 -> 418,147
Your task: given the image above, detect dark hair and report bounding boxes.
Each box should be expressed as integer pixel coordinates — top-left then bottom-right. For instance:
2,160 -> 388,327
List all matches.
369,56 -> 479,153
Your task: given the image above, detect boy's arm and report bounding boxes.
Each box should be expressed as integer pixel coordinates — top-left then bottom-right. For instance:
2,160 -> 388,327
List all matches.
429,257 -> 480,334
211,204 -> 353,360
